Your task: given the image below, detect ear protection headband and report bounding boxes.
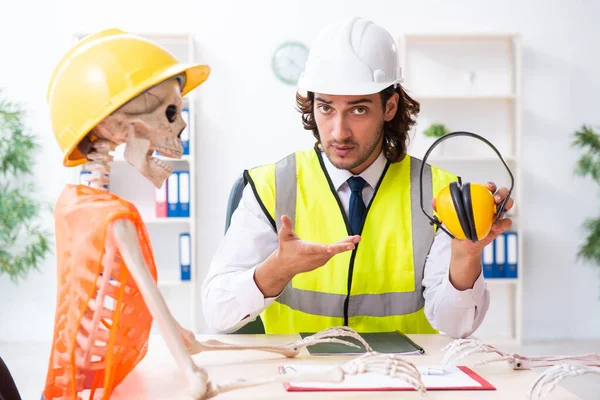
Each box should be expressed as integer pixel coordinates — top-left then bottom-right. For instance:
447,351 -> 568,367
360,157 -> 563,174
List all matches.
419,131 -> 514,242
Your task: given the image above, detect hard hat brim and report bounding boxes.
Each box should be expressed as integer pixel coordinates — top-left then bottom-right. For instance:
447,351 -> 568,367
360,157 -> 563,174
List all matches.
63,63 -> 211,167
297,78 -> 402,96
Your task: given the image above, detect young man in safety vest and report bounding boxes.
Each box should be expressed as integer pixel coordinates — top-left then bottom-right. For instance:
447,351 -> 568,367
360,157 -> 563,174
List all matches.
201,17 -> 514,338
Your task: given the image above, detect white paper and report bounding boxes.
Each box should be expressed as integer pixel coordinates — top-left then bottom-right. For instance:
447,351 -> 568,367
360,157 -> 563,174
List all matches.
280,364 -> 484,390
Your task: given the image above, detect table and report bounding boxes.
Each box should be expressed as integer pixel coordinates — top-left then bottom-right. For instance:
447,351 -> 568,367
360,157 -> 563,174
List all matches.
112,334 -> 581,399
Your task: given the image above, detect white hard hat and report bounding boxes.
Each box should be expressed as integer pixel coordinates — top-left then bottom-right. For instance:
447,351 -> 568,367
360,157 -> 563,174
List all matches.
297,17 -> 403,95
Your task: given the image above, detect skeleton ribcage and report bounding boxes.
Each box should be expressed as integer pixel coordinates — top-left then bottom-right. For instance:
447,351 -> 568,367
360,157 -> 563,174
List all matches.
43,186 -> 156,400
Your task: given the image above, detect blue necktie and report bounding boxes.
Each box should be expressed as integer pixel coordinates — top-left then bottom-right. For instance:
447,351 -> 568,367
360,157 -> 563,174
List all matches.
348,177 -> 367,235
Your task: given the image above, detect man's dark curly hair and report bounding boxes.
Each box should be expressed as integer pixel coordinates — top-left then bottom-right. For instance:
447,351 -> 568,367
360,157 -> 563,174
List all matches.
295,85 -> 420,163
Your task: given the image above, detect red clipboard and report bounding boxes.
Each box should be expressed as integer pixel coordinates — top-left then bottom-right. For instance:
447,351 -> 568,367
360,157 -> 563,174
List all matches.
279,365 -> 496,392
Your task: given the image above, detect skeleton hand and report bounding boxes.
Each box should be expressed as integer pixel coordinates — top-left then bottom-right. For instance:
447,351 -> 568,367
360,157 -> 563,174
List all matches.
283,326 -> 373,354
441,338 -> 523,369
529,364 -> 600,399
186,326 -> 373,358
339,352 -> 425,392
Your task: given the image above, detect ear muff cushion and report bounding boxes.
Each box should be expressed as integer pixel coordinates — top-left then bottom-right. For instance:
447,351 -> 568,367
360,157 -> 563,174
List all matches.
462,183 -> 478,241
449,182 -> 473,241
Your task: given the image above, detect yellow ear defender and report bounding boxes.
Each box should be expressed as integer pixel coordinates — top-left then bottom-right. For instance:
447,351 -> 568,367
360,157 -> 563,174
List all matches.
419,131 -> 514,242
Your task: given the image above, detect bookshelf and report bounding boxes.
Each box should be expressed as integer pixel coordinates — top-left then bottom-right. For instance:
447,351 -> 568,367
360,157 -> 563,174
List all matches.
400,33 -> 523,343
71,32 -> 199,332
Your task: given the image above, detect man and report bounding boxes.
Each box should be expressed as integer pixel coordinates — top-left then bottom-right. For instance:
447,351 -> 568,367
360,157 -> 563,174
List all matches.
201,17 -> 514,338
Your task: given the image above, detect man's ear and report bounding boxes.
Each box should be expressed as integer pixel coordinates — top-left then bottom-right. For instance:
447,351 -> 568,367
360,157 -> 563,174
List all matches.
384,92 -> 400,122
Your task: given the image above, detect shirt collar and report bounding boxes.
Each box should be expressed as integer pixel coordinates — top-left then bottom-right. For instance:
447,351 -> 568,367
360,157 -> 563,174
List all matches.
321,149 -> 387,191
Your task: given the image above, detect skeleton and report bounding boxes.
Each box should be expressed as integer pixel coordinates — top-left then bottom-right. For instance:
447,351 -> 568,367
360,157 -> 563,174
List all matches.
50,75 -> 426,399
441,338 -> 600,400
203,352 -> 426,399
184,326 -> 373,358
529,364 -> 600,399
441,338 -> 600,370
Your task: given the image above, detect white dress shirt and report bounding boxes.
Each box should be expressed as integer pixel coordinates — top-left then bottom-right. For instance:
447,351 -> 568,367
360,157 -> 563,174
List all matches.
201,150 -> 490,338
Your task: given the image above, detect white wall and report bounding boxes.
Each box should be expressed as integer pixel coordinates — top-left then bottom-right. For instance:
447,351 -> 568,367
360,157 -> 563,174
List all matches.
1,0 -> 599,342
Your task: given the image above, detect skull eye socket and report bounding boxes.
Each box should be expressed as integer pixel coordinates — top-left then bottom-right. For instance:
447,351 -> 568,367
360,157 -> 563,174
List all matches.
166,105 -> 177,123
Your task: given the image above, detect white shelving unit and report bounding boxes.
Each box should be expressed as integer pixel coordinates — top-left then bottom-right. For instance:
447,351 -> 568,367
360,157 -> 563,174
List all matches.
71,32 -> 199,332
400,33 -> 523,343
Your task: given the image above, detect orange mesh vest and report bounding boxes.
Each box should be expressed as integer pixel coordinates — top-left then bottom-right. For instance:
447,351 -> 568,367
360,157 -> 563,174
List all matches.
43,184 -> 158,400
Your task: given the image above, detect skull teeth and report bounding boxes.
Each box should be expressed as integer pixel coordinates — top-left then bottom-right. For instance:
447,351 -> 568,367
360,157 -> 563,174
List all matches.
156,145 -> 183,158
149,156 -> 173,173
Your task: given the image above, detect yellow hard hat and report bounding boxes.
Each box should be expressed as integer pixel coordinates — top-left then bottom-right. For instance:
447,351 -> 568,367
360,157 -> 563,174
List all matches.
47,28 -> 211,166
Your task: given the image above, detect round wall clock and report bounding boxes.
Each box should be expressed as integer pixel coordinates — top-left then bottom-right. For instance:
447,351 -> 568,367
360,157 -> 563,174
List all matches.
271,41 -> 309,85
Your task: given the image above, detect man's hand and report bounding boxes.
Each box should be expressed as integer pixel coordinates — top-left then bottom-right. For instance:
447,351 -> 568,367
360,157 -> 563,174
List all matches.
433,181 -> 515,291
277,215 -> 360,273
254,215 -> 360,297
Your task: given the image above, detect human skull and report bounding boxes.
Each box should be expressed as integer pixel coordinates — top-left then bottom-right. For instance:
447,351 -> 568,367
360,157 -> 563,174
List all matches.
83,76 -> 187,188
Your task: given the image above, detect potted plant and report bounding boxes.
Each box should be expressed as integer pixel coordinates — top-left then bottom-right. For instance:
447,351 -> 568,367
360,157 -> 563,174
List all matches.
423,123 -> 450,156
571,124 -> 600,288
0,91 -> 53,281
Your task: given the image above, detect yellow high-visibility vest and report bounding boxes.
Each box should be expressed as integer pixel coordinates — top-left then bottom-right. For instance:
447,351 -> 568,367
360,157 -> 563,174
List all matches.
245,148 -> 457,334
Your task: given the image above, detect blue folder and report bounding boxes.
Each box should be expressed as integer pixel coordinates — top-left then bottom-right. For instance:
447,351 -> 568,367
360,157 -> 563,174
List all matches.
179,233 -> 191,281
505,231 -> 518,278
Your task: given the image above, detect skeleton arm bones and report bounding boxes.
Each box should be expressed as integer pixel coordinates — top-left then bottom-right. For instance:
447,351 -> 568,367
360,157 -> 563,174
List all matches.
202,352 -> 426,399
529,364 -> 600,399
112,218 -> 209,398
441,338 -> 600,370
111,220 -> 388,399
95,224 -> 426,400
441,339 -> 600,400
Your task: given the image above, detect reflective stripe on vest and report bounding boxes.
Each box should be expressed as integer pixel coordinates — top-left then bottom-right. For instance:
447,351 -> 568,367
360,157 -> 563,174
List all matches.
245,149 -> 457,333
273,152 -> 434,317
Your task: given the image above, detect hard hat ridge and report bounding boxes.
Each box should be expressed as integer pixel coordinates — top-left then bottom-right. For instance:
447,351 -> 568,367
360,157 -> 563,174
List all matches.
297,17 -> 403,95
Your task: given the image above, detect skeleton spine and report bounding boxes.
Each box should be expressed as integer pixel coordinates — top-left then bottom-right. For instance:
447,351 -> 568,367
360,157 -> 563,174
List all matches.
83,139 -> 116,190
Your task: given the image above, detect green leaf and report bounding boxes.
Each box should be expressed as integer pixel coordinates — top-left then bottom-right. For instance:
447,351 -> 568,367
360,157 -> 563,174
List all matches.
423,123 -> 450,138
577,217 -> 600,266
0,89 -> 53,282
572,125 -> 600,153
572,123 -> 600,298
571,123 -> 600,298
0,93 -> 38,177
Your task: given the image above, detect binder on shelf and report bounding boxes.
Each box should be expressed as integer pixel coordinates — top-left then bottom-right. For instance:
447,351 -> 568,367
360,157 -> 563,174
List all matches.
179,233 -> 191,281
181,107 -> 190,156
505,231 -> 518,278
178,171 -> 190,218
482,241 -> 495,279
167,172 -> 179,217
155,180 -> 168,218
493,232 -> 506,278
79,170 -> 91,186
